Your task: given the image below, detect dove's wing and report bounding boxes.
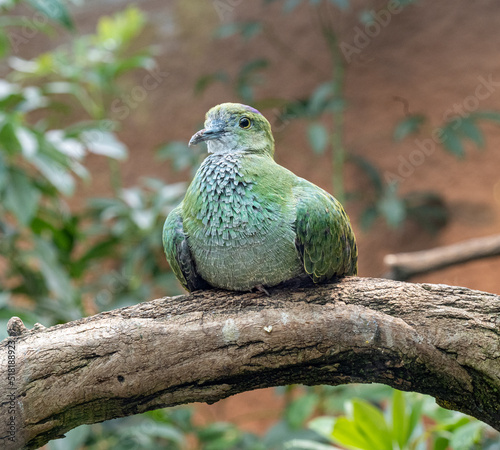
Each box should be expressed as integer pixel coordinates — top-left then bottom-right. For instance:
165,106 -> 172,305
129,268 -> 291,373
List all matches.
163,205 -> 209,292
293,180 -> 357,282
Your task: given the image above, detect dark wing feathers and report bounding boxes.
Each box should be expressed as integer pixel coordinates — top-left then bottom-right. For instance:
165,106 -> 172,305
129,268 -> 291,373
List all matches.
294,183 -> 357,282
163,206 -> 209,292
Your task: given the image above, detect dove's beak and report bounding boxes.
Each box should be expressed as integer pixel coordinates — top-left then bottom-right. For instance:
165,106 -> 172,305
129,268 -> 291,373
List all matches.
189,124 -> 225,147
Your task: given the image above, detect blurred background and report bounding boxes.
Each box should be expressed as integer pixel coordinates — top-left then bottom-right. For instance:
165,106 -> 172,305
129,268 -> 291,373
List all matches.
1,0 -> 500,448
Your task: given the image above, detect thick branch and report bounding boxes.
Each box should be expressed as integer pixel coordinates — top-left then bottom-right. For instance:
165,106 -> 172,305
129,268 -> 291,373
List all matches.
384,234 -> 500,280
1,277 -> 500,449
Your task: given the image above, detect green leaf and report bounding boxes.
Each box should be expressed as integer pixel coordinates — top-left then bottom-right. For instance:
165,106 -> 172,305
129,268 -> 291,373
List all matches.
124,421 -> 186,444
457,117 -> 484,148
240,58 -> 269,76
0,292 -> 10,308
0,80 -> 21,102
391,390 -> 407,448
440,125 -> 465,158
325,98 -> 345,113
378,182 -> 406,228
18,86 -> 49,112
77,238 -> 119,270
0,121 -> 21,155
406,395 -> 424,444
214,23 -> 240,39
328,0 -> 350,10
16,126 -> 38,158
194,71 -> 229,95
432,415 -> 469,433
285,439 -> 343,450
157,140 -> 194,170
31,215 -> 77,257
238,58 -> 269,99
241,21 -> 262,40
359,10 -> 375,25
0,152 -> 7,192
47,425 -> 90,450
348,154 -> 383,194
351,399 -> 392,450
286,394 -> 319,429
307,122 -> 329,155
3,169 -> 40,225
43,81 -> 75,95
95,6 -> 146,48
308,83 -> 334,117
114,54 -> 156,77
27,0 -> 74,30
284,0 -> 302,13
332,416 -> 373,450
45,129 -> 85,159
470,110 -> 500,123
360,206 -> 378,230
0,31 -> 9,59
131,209 -> 155,230
433,436 -> 449,450
34,237 -> 75,304
82,130 -> 127,160
393,114 -> 425,141
279,99 -> 309,121
265,420 -> 324,449
449,421 -> 484,450
31,153 -> 75,195
215,21 -> 262,41
308,416 -> 335,439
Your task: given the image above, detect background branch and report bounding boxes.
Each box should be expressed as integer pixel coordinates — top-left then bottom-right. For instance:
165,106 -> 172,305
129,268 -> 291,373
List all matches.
384,234 -> 500,280
1,277 -> 500,449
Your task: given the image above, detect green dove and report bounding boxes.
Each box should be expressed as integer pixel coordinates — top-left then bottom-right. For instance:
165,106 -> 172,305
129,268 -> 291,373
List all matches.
163,103 -> 357,292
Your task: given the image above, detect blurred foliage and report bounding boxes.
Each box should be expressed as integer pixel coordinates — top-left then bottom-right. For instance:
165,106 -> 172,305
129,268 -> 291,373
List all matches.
157,139 -> 206,176
1,1 -> 499,449
286,385 -> 499,450
0,1 -> 182,338
9,5 -> 154,119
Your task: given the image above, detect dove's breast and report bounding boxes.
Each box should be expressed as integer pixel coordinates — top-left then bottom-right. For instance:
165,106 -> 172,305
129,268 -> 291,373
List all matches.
182,153 -> 303,290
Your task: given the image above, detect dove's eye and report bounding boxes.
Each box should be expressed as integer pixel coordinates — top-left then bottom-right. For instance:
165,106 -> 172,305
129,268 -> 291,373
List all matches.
239,117 -> 251,129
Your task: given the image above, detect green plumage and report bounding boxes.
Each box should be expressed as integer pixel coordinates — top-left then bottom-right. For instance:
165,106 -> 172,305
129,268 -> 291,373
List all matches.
163,103 -> 357,292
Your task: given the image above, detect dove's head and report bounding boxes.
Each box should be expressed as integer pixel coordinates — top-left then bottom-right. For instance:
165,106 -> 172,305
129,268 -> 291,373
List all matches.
189,103 -> 274,156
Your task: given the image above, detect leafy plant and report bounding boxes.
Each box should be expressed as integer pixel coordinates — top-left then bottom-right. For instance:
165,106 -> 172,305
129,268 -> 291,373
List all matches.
285,387 -> 497,450
10,5 -> 153,120
0,2 -> 183,338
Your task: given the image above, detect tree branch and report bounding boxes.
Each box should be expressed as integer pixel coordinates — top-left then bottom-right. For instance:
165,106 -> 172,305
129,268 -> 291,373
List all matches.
384,234 -> 500,280
1,277 -> 500,449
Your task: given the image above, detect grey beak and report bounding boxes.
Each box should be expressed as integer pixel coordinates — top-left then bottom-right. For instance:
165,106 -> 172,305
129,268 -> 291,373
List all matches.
188,126 -> 225,147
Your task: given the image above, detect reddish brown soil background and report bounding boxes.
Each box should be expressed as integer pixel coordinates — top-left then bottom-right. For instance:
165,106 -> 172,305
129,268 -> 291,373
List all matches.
23,0 -> 500,438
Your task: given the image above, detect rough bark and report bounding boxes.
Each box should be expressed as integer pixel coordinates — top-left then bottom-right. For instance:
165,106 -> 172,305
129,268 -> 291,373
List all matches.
1,277 -> 500,449
384,234 -> 500,280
